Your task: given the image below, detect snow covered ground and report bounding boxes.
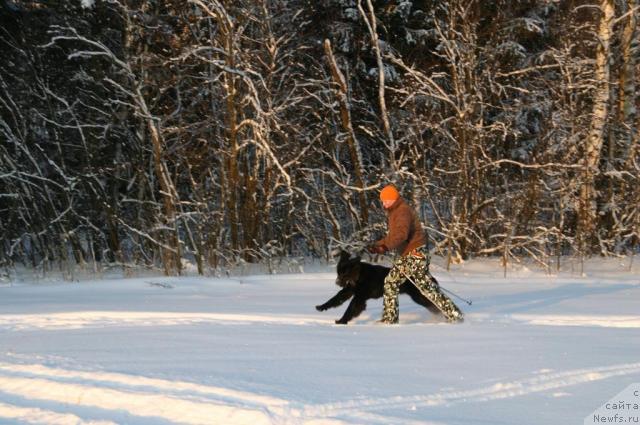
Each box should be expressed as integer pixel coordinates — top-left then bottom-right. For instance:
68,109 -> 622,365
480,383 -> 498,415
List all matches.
0,257 -> 639,425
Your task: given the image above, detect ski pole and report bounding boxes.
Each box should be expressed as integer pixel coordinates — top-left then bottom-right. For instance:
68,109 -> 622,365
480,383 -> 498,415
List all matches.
399,269 -> 473,306
440,286 -> 473,306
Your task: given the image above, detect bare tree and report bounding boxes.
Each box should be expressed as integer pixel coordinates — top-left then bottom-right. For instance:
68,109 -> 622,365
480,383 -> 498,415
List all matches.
323,38 -> 370,228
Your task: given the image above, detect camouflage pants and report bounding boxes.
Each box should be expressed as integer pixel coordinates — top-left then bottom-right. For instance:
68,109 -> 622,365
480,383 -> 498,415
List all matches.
381,247 -> 464,324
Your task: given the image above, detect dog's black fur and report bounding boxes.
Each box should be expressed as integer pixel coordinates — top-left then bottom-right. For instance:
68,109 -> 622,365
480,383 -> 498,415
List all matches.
316,251 -> 442,324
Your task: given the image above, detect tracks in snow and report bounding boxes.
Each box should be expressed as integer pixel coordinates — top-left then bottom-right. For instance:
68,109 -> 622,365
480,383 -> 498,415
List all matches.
303,362 -> 640,419
2,311 -> 640,331
0,361 -> 639,424
0,362 -> 291,425
0,311 -> 330,331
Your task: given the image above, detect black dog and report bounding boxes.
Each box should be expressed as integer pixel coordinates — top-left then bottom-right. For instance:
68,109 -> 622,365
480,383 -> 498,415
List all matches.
316,251 -> 443,324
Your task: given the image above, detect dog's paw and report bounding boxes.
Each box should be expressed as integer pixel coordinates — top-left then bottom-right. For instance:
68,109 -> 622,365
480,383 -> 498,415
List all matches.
335,319 -> 348,325
315,305 -> 326,312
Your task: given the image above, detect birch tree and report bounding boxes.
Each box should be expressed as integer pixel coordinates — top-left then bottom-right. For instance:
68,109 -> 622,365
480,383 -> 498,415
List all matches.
580,0 -> 615,255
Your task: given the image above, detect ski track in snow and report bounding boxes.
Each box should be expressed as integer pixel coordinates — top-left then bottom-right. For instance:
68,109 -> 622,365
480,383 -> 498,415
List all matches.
507,314 -> 640,328
0,362 -> 283,425
0,311 -> 331,331
1,311 -> 640,331
0,401 -> 117,425
469,313 -> 640,328
302,362 -> 640,418
0,361 -> 639,424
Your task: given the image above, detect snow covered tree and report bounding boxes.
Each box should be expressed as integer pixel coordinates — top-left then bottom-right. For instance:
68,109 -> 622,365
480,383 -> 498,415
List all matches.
1,0 -> 639,275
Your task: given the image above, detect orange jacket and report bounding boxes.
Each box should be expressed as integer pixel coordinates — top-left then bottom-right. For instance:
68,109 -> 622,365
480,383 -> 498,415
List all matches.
375,197 -> 426,256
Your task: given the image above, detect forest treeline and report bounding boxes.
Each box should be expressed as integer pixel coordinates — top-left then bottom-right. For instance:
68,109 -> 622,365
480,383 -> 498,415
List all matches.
0,0 -> 638,276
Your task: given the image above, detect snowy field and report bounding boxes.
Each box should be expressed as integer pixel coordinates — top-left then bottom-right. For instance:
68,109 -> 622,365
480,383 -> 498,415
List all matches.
0,257 -> 639,425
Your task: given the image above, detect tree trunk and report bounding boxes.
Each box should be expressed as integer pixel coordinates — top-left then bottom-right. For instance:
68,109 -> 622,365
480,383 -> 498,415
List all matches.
358,0 -> 396,168
619,0 -> 638,164
323,39 -> 369,228
580,0 -> 615,253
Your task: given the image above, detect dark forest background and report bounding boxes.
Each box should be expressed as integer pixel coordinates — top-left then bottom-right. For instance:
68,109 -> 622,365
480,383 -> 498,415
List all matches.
0,0 -> 638,276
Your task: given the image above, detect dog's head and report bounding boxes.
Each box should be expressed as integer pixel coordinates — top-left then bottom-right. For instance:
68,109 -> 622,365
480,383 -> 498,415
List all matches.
335,250 -> 362,288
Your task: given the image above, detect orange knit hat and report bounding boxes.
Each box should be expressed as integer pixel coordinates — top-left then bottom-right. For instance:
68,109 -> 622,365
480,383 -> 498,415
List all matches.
380,185 -> 400,201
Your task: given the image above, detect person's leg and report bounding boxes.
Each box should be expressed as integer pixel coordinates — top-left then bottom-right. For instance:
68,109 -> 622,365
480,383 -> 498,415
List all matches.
401,250 -> 464,323
403,283 -> 444,317
411,261 -> 464,322
381,257 -> 408,324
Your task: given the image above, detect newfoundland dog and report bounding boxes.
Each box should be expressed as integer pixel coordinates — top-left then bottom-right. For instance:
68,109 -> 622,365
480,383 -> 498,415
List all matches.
315,251 -> 442,324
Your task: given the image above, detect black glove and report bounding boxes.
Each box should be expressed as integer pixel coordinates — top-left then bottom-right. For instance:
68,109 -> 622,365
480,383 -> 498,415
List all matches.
367,244 -> 388,254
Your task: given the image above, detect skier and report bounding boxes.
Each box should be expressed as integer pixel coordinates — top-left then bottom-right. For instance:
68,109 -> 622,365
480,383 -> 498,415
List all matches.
368,184 -> 464,324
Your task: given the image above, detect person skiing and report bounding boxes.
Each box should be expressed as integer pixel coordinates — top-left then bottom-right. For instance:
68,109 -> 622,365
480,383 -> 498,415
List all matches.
368,184 -> 464,324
